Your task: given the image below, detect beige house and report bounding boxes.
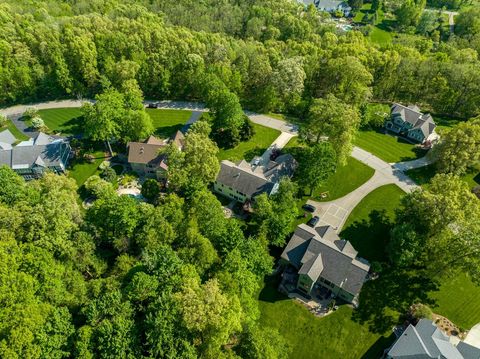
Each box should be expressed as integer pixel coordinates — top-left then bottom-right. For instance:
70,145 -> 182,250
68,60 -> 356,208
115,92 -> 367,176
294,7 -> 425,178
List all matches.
127,131 -> 184,179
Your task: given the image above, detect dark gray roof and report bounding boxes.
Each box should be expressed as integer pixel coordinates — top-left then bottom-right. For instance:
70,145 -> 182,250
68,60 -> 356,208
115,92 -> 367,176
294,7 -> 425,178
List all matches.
391,103 -> 437,138
0,132 -> 69,170
281,224 -> 370,296
388,319 -> 477,359
216,160 -> 275,198
316,0 -> 350,9
457,342 -> 480,359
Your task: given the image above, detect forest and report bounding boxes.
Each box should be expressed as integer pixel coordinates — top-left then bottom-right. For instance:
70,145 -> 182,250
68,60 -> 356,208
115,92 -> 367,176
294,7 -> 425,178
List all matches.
1,0 -> 480,358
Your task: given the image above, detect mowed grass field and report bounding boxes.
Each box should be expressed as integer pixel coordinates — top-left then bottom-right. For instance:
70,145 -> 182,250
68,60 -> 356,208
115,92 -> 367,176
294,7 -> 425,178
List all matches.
218,123 -> 280,162
68,150 -> 105,187
429,274 -> 480,330
341,184 -> 404,262
145,108 -> 192,138
258,280 -> 393,359
37,108 -> 192,138
38,108 -> 83,135
355,130 -> 425,163
284,137 -> 375,201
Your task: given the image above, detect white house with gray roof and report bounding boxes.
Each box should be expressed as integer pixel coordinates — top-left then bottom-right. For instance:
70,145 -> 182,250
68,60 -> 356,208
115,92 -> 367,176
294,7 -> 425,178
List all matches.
385,103 -> 438,144
213,154 -> 296,203
387,319 -> 480,359
280,224 -> 370,305
0,132 -> 71,179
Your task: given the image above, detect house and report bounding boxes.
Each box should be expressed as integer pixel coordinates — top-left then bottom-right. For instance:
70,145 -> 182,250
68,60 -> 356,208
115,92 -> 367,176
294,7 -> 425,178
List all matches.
385,103 -> 438,144
280,224 -> 370,305
213,154 -> 296,203
315,0 -> 352,16
0,131 -> 71,179
127,131 -> 184,179
387,319 -> 480,359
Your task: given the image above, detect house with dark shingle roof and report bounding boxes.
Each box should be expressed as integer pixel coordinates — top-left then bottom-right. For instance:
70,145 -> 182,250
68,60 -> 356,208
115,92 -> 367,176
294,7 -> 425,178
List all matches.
385,103 -> 438,144
280,224 -> 370,305
387,319 -> 480,359
0,132 -> 71,179
127,131 -> 185,179
213,154 -> 296,203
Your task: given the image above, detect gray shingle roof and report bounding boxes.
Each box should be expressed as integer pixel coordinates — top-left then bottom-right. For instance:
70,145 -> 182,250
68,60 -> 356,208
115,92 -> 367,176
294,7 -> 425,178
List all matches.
216,160 -> 275,198
281,224 -> 370,296
388,319 -> 478,359
0,132 -> 70,171
391,103 -> 437,138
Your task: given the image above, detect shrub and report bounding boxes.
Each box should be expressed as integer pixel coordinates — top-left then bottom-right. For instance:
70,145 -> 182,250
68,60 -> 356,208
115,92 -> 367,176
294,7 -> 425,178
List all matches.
240,116 -> 255,141
23,108 -> 38,120
409,303 -> 433,322
100,167 -> 117,183
31,116 -> 45,129
141,179 -> 160,201
0,114 -> 7,127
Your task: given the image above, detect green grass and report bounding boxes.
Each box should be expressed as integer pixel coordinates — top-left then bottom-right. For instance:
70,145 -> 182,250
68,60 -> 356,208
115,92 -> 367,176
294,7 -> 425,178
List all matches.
429,274 -> 480,330
146,108 -> 191,138
341,184 -> 405,262
355,129 -> 426,163
406,164 -> 480,189
370,26 -> 393,45
314,157 -> 375,201
353,3 -> 372,22
218,123 -> 280,162
2,119 -> 29,141
38,108 -> 84,135
68,150 -> 105,187
284,137 -> 375,201
258,279 -> 394,359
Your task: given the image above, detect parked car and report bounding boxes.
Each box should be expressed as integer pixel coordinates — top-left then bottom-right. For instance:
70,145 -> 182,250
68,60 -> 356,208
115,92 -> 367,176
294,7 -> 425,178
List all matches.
147,102 -> 159,108
307,216 -> 319,227
302,204 -> 316,213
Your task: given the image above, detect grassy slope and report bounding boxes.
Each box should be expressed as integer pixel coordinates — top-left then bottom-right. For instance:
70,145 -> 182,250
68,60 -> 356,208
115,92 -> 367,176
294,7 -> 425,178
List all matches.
67,150 -> 105,187
258,280 -> 392,359
284,137 -> 375,201
355,130 -> 425,163
341,184 -> 405,262
145,108 -> 192,138
429,274 -> 480,330
218,123 -> 280,161
38,108 -> 83,135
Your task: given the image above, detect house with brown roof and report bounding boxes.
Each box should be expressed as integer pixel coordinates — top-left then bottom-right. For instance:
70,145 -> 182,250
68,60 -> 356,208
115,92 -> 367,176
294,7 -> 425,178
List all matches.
127,131 -> 184,179
280,224 -> 370,305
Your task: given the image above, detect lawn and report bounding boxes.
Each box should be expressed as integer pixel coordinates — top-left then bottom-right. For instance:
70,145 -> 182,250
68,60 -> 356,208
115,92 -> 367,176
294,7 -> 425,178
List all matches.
341,184 -> 405,262
258,278 -> 394,359
355,129 -> 425,163
406,164 -> 480,189
217,123 -> 280,162
68,150 -> 105,187
370,25 -> 393,45
38,108 -> 84,135
429,274 -> 480,330
146,108 -> 192,138
284,137 -> 375,201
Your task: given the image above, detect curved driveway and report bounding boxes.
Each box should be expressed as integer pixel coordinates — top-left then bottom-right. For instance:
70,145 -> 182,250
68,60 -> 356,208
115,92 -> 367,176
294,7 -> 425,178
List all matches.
0,98 -> 431,232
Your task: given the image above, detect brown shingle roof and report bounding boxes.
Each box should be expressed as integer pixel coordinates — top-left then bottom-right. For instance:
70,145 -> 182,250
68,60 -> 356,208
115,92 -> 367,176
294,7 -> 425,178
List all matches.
127,141 -> 165,165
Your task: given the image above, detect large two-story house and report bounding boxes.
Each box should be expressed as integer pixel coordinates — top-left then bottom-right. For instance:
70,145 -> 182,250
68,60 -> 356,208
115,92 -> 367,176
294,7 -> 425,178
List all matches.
0,130 -> 71,180
280,224 -> 370,305
385,103 -> 437,144
300,0 -> 352,16
387,319 -> 480,359
127,131 -> 184,179
213,154 -> 296,203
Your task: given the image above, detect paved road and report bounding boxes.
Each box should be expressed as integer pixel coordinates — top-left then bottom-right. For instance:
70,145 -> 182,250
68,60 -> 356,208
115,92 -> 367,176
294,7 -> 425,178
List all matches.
1,99 -> 428,231
424,8 -> 458,33
307,147 -> 419,232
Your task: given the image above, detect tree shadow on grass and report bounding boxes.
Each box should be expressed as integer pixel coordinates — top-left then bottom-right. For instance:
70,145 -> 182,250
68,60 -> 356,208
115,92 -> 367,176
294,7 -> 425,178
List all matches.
361,333 -> 396,359
340,210 -> 393,263
154,124 -> 183,138
258,275 -> 290,303
352,268 -> 439,334
244,147 -> 267,162
59,115 -> 84,135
